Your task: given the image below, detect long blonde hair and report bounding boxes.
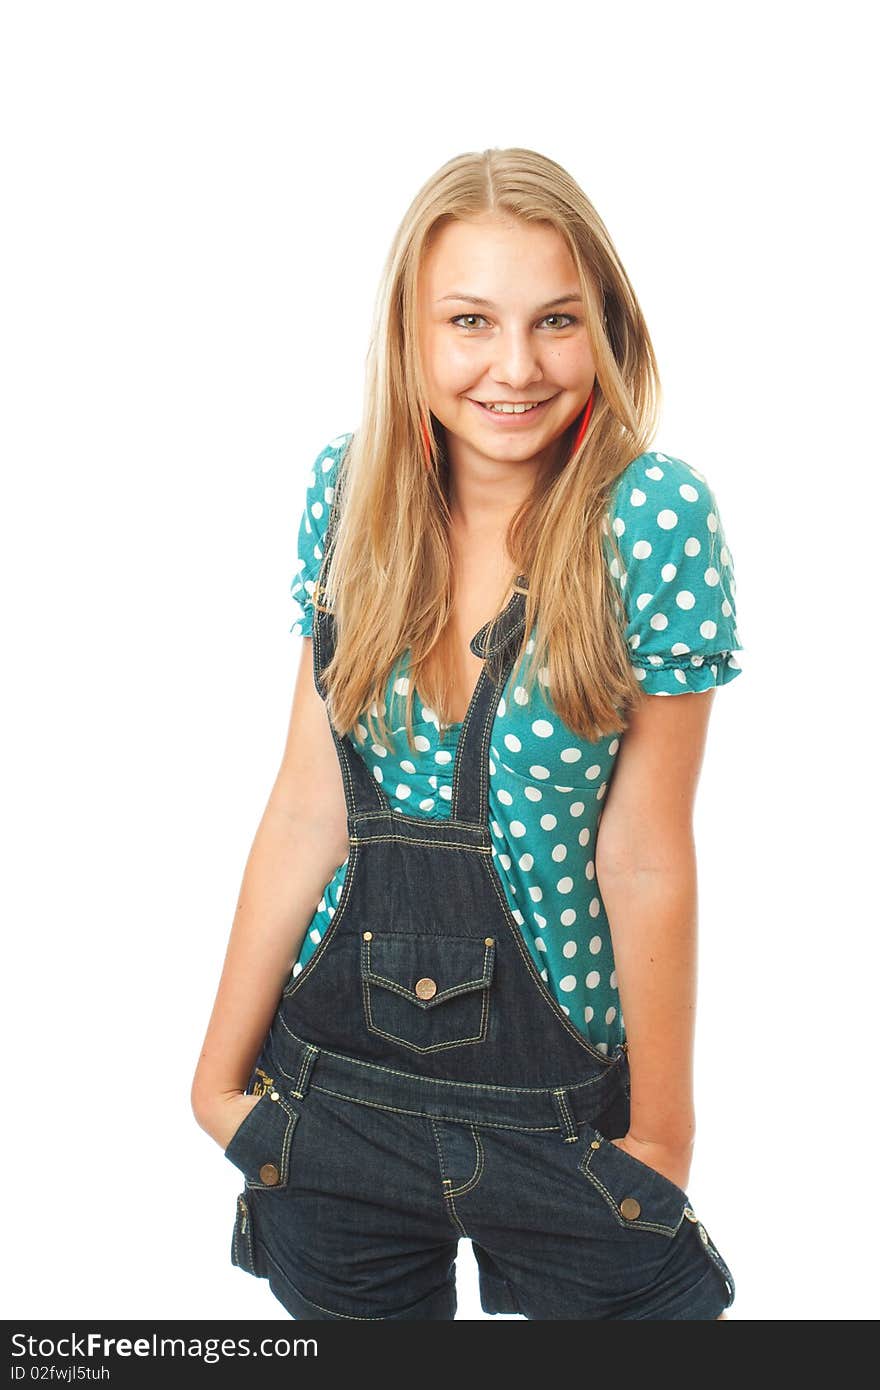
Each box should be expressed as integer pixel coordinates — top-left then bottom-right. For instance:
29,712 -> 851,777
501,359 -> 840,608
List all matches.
316,146 -> 662,750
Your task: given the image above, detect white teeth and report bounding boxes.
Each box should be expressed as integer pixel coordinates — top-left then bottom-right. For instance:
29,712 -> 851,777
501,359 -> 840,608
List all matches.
482,401 -> 542,414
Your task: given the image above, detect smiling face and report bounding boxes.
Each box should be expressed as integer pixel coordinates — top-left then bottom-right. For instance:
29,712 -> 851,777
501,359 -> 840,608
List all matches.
417,214 -> 598,475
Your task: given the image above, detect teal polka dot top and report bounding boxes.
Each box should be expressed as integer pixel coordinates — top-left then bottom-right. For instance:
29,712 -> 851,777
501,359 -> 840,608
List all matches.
288,433 -> 744,1055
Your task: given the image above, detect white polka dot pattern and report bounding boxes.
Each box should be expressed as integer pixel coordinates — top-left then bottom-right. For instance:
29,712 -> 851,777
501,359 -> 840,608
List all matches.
288,434 -> 351,639
603,450 -> 743,694
288,436 -> 744,1052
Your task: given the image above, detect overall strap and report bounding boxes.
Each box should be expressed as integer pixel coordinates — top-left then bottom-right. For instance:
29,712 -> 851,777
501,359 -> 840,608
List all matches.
450,580 -> 528,827
310,452 -> 530,828
314,584 -> 529,828
313,604 -> 389,816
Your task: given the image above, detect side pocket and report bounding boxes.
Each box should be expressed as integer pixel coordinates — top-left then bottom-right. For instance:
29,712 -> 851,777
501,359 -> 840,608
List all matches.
223,1066 -> 302,1191
578,1127 -> 688,1237
577,1125 -> 737,1314
683,1208 -> 736,1309
231,1192 -> 257,1276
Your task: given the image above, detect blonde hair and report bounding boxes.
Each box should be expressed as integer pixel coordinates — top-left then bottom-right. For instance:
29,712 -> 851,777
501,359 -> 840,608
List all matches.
316,146 -> 663,750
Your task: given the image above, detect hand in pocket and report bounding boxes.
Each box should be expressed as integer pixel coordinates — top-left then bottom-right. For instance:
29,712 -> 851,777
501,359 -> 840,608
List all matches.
196,1090 -> 264,1152
609,1132 -> 693,1195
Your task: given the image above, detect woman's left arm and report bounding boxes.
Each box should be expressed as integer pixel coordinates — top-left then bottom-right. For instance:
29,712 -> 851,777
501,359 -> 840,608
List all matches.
594,688 -> 717,1192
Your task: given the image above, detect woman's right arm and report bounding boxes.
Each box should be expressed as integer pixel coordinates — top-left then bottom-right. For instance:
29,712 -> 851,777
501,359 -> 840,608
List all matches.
190,635 -> 350,1151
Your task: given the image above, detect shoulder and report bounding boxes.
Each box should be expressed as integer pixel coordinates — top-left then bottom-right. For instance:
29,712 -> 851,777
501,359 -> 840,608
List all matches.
299,431 -> 354,545
303,431 -> 354,513
606,448 -> 732,581
609,449 -> 721,533
289,431 -> 354,637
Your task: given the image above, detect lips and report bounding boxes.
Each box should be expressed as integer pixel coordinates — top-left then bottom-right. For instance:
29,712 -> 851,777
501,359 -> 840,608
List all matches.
470,394 -> 558,418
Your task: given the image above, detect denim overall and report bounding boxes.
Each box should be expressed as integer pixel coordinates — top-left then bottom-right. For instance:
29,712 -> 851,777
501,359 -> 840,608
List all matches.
223,517 -> 737,1320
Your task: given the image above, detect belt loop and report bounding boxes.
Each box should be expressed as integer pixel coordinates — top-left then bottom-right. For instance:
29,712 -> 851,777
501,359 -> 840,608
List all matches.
550,1087 -> 579,1143
288,1042 -> 320,1100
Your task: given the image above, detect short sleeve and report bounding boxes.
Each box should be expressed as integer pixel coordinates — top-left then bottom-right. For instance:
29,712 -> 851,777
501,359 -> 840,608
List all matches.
288,433 -> 352,638
604,451 -> 744,695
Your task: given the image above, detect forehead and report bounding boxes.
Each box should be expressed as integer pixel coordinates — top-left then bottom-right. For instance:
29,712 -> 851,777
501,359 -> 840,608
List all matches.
419,216 -> 577,295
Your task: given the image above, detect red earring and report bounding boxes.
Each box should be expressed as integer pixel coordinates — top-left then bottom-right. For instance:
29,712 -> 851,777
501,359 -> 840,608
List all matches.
569,386 -> 596,458
420,408 -> 433,470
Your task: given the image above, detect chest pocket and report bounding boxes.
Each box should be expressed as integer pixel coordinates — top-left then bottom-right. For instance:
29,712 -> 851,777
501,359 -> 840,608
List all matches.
360,930 -> 496,1052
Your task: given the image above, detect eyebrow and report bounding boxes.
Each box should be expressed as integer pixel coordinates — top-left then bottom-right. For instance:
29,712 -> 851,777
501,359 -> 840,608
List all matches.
435,292 -> 583,311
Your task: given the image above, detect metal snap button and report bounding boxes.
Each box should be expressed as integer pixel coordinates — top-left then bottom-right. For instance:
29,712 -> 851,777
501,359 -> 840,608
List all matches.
259,1162 -> 280,1186
415,977 -> 437,999
619,1196 -> 642,1221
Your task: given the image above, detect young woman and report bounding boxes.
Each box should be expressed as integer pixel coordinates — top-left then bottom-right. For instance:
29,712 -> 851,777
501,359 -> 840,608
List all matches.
191,147 -> 743,1321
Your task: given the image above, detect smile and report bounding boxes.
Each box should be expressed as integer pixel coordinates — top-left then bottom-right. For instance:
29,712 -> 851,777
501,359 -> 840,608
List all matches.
470,394 -> 558,421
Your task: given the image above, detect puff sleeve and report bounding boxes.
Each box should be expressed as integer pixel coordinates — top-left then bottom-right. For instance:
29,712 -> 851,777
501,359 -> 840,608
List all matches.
288,433 -> 351,638
604,451 -> 744,695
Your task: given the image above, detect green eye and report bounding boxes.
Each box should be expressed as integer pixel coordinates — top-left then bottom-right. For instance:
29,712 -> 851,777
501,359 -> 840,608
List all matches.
450,313 -> 578,331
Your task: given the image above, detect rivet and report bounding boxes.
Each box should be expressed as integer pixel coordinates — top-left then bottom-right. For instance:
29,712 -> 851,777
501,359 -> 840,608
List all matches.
590,1140 -> 601,1149
269,1091 -> 280,1101
363,931 -> 372,940
485,937 -> 494,946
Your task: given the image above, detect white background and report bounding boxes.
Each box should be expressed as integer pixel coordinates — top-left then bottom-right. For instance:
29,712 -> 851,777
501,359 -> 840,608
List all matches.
3,0 -> 877,1322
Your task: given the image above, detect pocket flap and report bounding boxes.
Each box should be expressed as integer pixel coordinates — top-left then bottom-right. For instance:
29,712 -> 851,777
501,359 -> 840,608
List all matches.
223,1088 -> 299,1189
361,932 -> 495,1009
579,1129 -> 689,1237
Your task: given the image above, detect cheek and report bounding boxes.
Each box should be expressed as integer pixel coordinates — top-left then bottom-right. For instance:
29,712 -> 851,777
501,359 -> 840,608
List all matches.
431,342 -> 483,393
548,344 -> 596,388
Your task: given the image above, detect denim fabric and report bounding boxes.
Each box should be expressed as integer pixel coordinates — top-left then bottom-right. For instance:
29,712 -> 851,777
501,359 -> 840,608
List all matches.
222,522 -> 736,1320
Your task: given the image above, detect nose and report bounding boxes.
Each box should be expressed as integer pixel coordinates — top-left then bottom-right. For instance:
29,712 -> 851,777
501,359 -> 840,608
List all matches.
487,326 -> 545,391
